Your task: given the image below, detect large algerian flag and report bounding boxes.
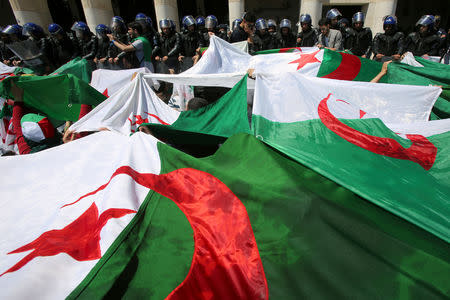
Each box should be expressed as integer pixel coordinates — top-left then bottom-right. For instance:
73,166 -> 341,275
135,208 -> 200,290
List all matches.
0,74 -> 106,122
70,74 -> 250,142
317,49 -> 450,119
252,72 -> 450,242
51,57 -> 93,83
0,62 -> 33,80
1,130 -> 449,299
90,67 -> 154,98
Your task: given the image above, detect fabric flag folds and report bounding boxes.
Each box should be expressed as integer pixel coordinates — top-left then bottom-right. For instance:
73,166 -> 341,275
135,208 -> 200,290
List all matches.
51,57 -> 93,83
70,74 -> 250,142
0,74 -> 106,122
252,72 -> 449,243
1,130 -> 449,299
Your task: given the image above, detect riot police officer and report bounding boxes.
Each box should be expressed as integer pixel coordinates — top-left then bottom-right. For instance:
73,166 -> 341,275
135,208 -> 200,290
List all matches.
254,18 -> 273,51
179,15 -> 204,72
296,14 -> 318,47
71,21 -> 97,65
1,25 -> 23,65
217,24 -> 229,42
232,19 -> 242,32
22,22 -> 54,73
196,16 -> 206,35
344,12 -> 372,57
279,19 -> 296,48
402,15 -> 440,57
155,19 -> 182,74
372,16 -> 404,62
48,23 -> 79,67
94,24 -> 110,69
203,15 -> 219,47
108,16 -> 129,69
326,8 -> 342,30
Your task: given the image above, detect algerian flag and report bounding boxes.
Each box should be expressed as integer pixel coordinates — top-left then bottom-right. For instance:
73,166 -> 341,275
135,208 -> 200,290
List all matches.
51,57 -> 93,83
0,74 -> 106,122
90,67 -> 154,98
0,62 -> 33,80
317,49 -> 450,119
1,130 -> 449,298
70,74 -> 250,141
252,72 -> 449,242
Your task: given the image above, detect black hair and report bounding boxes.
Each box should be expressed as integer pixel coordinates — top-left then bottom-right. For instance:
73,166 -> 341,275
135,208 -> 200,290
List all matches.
318,18 -> 330,26
243,12 -> 256,23
187,97 -> 209,110
128,22 -> 143,35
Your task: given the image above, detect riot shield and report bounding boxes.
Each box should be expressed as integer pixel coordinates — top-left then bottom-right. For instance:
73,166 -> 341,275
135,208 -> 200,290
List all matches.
6,40 -> 44,67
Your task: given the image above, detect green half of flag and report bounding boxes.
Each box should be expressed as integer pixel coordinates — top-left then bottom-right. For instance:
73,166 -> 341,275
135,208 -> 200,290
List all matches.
51,57 -> 93,83
68,133 -> 450,299
0,74 -> 106,122
141,76 -> 251,145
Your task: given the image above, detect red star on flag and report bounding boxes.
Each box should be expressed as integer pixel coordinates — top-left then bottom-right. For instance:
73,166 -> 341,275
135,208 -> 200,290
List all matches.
288,50 -> 321,70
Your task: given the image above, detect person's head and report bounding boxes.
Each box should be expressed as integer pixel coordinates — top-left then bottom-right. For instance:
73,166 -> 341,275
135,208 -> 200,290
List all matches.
383,15 -> 397,34
182,15 -> 196,32
255,18 -> 268,35
338,18 -> 349,30
95,24 -> 110,39
267,19 -> 277,33
318,18 -> 330,35
416,15 -> 434,36
205,15 -> 218,32
232,18 -> 242,32
299,14 -> 312,31
326,8 -> 342,28
48,23 -> 65,40
2,24 -> 23,42
71,21 -> 90,39
159,19 -> 172,35
187,97 -> 209,110
135,13 -> 152,33
352,12 -> 365,30
218,24 -> 227,34
22,23 -> 45,40
280,19 -> 291,35
196,16 -> 205,30
241,12 -> 256,34
110,16 -> 126,34
127,22 -> 143,38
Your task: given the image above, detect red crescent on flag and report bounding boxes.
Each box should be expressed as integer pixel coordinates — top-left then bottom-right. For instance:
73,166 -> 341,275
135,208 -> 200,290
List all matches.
318,93 -> 437,170
61,166 -> 269,299
321,52 -> 361,81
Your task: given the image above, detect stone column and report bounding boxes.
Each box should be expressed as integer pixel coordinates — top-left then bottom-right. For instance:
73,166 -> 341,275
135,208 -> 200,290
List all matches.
9,0 -> 53,30
299,0 -> 322,30
154,0 -> 180,31
365,0 -> 397,34
80,0 -> 114,33
229,0 -> 245,28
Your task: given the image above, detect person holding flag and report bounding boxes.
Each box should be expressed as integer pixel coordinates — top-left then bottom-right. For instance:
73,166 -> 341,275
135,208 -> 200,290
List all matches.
107,22 -> 153,72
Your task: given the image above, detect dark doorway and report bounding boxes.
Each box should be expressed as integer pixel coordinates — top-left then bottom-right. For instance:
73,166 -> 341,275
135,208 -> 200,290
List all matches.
177,0 -> 197,23
111,0 -> 157,25
204,0 -> 228,25
396,0 -> 449,34
321,5 -> 363,21
47,0 -> 85,31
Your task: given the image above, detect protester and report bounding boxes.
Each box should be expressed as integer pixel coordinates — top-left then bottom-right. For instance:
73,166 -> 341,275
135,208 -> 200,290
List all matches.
316,18 -> 343,51
107,22 -> 153,71
230,12 -> 256,44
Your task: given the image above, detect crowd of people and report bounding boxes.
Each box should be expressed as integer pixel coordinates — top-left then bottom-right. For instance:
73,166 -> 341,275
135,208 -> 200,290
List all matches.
1,9 -> 450,76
